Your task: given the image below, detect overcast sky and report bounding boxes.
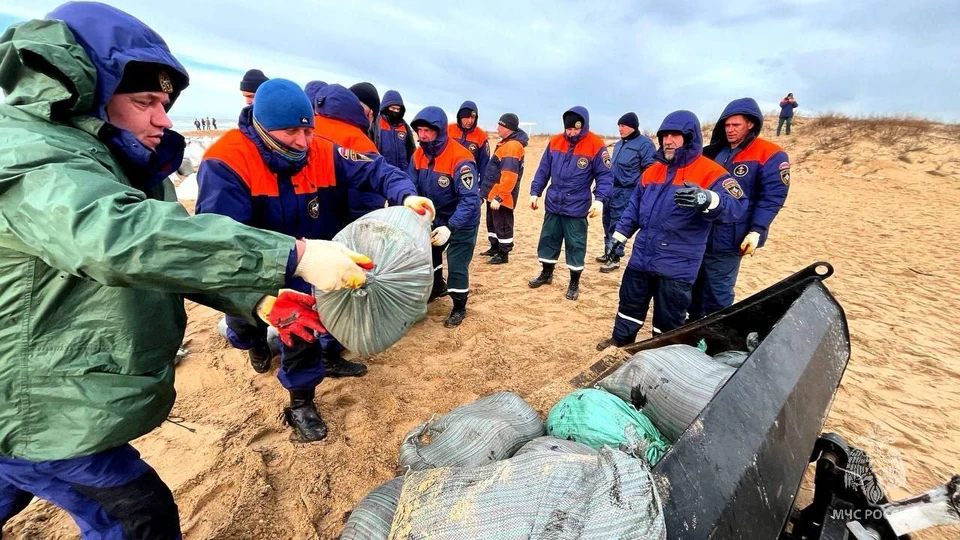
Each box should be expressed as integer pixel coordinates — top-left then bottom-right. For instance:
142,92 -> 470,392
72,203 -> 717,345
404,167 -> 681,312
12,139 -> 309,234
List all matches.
1,0 -> 957,134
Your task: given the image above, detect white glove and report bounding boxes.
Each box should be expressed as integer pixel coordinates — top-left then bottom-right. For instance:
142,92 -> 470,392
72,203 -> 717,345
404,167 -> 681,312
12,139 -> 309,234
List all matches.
588,199 -> 603,218
740,231 -> 761,256
294,239 -> 373,292
403,195 -> 436,219
431,226 -> 451,246
612,231 -> 628,244
490,199 -> 501,211
529,195 -> 539,210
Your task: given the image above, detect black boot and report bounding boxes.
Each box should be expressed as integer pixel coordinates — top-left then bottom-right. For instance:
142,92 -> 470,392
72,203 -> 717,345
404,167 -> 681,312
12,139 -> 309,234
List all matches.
479,242 -> 499,256
595,249 -> 610,263
444,293 -> 468,327
428,270 -> 448,302
599,253 -> 621,273
596,337 -> 627,351
323,352 -> 368,377
528,263 -> 555,288
488,251 -> 509,265
248,342 -> 273,374
283,389 -> 328,442
566,270 -> 582,301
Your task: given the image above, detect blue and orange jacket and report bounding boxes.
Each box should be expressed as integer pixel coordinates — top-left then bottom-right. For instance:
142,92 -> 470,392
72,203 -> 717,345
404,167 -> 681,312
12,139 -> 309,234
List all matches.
481,128 -> 529,209
310,84 -> 387,220
615,110 -> 747,283
779,98 -> 798,118
447,100 -> 490,178
530,106 -> 614,217
703,98 -> 790,253
196,106 -> 416,243
408,107 -> 480,231
375,90 -> 415,170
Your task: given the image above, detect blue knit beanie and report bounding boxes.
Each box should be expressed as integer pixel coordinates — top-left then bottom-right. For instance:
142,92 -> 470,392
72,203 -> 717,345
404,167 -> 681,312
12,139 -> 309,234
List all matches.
253,79 -> 314,130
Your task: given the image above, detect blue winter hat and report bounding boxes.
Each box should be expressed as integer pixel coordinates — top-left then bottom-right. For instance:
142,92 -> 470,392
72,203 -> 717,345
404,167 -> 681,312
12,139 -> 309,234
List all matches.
253,78 -> 314,130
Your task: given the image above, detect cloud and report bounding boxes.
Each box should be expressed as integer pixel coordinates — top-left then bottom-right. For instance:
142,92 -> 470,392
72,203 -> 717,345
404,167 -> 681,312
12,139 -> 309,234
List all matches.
1,0 -> 958,134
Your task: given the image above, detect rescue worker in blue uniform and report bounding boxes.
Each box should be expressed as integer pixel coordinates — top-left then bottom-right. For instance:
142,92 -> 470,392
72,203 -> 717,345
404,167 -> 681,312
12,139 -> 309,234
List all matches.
409,106 -> 481,328
374,90 -> 416,170
197,79 -> 434,441
528,106 -> 613,301
688,97 -> 790,320
597,112 -> 656,273
596,110 -> 748,350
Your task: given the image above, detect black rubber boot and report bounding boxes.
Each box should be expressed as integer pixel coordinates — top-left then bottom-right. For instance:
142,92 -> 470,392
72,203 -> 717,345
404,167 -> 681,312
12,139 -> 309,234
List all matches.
599,254 -> 621,273
428,270 -> 448,302
595,249 -> 610,263
596,337 -> 626,351
488,251 -> 509,265
566,270 -> 582,301
528,263 -> 555,288
323,353 -> 368,377
283,389 -> 328,442
248,342 -> 273,374
479,242 -> 499,256
444,293 -> 468,328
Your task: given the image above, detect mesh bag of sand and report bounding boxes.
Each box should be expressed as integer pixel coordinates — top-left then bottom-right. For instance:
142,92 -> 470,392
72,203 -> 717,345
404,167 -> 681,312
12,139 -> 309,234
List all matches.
314,207 -> 433,356
597,344 -> 736,442
340,476 -> 405,540
387,446 -> 666,539
398,391 -> 544,472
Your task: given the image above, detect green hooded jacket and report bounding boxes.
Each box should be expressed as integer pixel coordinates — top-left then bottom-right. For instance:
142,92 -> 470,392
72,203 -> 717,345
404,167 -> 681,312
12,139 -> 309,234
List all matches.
0,19 -> 295,460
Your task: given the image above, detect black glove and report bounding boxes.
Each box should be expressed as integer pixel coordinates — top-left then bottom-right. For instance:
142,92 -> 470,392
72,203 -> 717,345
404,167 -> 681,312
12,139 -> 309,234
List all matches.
611,240 -> 625,254
674,181 -> 713,211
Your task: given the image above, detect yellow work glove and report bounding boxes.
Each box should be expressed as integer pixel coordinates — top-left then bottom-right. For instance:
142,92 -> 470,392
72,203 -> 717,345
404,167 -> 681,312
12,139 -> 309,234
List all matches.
294,239 -> 373,292
403,196 -> 436,219
588,199 -> 603,218
740,231 -> 761,256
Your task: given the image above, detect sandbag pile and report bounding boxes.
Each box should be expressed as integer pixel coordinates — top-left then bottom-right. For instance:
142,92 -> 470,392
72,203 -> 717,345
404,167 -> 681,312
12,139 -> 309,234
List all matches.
340,477 -> 405,540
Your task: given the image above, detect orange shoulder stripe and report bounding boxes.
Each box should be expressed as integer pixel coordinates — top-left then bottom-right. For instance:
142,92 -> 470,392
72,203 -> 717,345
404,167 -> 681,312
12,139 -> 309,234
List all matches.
734,137 -> 784,164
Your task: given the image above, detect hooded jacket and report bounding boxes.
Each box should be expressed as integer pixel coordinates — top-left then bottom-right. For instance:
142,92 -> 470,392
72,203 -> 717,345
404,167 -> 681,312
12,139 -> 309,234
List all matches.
375,90 -> 416,170
703,98 -> 790,252
197,105 -> 417,267
0,6 -> 295,460
530,106 -> 614,217
779,98 -> 798,118
481,128 -> 529,209
615,111 -> 747,283
447,100 -> 490,178
408,107 -> 480,231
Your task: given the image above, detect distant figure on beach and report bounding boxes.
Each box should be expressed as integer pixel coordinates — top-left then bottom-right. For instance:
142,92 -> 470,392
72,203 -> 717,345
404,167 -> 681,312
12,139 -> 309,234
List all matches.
240,68 -> 269,105
211,118 -> 217,130
777,93 -> 798,136
205,117 -> 211,131
194,118 -> 201,130
201,117 -> 207,130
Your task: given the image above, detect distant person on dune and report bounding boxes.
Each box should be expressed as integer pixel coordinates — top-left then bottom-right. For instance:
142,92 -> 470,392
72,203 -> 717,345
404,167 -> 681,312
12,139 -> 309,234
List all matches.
777,92 -> 798,136
201,117 -> 207,130
691,97 -> 790,321
240,68 -> 269,106
596,110 -> 747,350
0,3 -> 373,535
528,106 -> 612,301
194,117 -> 201,130
211,117 -> 217,130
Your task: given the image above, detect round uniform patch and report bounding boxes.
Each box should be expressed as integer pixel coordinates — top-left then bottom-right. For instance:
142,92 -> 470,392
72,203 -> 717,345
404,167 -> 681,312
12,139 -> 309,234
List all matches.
398,131 -> 406,140
733,164 -> 749,177
574,121 -> 582,129
438,176 -> 451,188
307,197 -> 320,219
576,157 -> 589,169
469,143 -> 478,152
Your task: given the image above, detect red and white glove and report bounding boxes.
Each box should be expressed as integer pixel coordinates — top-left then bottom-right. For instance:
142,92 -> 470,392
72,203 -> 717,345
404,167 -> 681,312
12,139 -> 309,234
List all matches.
256,290 -> 326,347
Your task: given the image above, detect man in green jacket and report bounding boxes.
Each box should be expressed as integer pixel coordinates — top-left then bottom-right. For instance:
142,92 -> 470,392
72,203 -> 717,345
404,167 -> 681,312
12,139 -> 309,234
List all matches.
0,3 -> 372,537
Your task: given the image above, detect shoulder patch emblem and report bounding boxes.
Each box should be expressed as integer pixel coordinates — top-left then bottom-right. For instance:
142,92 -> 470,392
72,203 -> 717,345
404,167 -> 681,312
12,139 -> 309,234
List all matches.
780,168 -> 791,186
722,178 -> 744,199
733,164 -> 749,177
779,161 -> 790,170
438,175 -> 451,188
307,197 -> 320,219
398,131 -> 406,140
461,170 -> 475,190
601,150 -> 612,169
337,147 -> 373,162
459,165 -> 472,175
576,157 -> 589,169
468,143 -> 478,152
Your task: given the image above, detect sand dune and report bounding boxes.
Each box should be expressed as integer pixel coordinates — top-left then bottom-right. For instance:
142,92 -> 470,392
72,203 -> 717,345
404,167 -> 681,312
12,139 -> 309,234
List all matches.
5,116 -> 958,539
